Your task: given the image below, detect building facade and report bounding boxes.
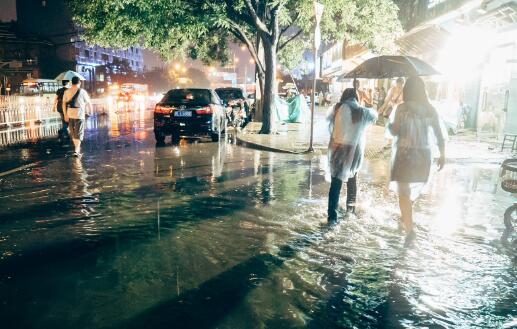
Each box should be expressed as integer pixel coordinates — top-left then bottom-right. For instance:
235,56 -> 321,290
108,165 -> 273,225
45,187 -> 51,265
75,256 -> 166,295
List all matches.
321,0 -> 517,138
0,22 -> 54,94
15,0 -> 144,94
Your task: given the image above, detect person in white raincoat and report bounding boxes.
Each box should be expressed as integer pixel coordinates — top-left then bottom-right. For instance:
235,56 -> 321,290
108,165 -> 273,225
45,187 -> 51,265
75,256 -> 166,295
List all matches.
328,88 -> 378,222
387,76 -> 446,236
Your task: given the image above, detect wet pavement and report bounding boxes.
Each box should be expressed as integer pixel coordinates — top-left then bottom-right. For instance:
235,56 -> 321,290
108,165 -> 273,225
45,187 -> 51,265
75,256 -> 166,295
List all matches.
0,108 -> 515,329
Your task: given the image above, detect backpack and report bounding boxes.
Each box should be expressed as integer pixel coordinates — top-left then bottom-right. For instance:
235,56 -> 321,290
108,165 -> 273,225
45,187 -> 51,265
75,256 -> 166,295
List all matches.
66,88 -> 81,109
56,87 -> 66,112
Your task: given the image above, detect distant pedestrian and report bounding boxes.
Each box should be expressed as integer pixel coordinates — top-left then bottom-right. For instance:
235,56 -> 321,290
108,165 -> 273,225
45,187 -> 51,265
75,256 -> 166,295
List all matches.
327,88 -> 378,222
318,92 -> 324,106
379,77 -> 404,118
353,79 -> 372,107
54,80 -> 69,140
388,76 -> 446,237
62,76 -> 92,157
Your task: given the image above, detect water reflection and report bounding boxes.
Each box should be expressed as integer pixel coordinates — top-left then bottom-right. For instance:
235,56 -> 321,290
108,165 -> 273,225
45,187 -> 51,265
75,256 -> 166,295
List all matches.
0,123 -> 60,146
0,98 -> 153,147
0,122 -> 515,328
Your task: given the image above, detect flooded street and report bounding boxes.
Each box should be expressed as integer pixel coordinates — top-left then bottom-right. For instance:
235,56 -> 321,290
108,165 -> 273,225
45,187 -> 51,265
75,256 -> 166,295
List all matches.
0,108 -> 515,329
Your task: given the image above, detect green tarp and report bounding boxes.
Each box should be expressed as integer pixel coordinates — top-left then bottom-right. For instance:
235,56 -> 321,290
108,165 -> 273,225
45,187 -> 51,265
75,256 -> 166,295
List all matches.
274,95 -> 307,123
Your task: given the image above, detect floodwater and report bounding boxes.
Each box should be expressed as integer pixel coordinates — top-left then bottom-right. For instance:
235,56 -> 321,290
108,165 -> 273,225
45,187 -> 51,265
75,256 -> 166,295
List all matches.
0,108 -> 515,329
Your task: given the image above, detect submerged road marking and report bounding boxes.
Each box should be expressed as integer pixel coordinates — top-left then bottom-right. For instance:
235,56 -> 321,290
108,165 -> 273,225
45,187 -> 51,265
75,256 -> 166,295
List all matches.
0,161 -> 41,178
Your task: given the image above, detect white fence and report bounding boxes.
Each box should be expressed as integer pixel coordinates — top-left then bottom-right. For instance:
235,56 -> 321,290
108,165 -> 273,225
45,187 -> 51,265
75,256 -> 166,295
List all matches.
0,95 -> 113,129
0,95 -> 61,128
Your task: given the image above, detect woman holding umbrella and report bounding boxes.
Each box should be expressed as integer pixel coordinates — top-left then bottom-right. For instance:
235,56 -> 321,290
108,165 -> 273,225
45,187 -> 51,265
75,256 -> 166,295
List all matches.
388,76 -> 445,236
327,88 -> 378,222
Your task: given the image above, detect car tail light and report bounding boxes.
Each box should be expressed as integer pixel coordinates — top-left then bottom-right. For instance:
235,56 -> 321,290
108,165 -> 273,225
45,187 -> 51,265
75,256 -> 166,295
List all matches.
155,105 -> 174,114
196,106 -> 213,115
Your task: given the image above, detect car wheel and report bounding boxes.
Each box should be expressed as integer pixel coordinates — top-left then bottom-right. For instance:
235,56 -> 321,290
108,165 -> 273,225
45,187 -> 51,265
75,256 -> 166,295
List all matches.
171,133 -> 180,144
155,131 -> 166,144
222,116 -> 227,134
211,131 -> 220,142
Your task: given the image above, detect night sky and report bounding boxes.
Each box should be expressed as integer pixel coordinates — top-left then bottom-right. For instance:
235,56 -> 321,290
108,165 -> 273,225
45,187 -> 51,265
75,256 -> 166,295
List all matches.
0,0 -> 16,22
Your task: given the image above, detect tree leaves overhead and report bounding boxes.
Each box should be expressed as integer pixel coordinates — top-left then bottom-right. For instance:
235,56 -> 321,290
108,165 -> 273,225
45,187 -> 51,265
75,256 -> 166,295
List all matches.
68,0 -> 402,66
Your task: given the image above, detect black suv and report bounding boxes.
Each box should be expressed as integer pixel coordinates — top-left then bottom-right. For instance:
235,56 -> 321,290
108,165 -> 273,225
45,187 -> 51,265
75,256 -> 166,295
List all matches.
154,88 -> 226,143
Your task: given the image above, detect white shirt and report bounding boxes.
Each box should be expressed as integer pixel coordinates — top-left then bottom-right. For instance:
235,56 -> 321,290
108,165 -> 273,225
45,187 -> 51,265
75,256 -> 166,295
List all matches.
63,87 -> 91,119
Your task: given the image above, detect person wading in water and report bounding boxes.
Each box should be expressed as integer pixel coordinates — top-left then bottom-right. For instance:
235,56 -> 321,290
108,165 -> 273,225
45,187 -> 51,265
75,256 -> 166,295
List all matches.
388,76 -> 446,238
327,88 -> 378,222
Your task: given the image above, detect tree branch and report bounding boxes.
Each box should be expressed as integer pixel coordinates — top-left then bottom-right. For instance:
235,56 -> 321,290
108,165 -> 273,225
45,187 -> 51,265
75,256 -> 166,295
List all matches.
270,4 -> 281,43
279,12 -> 299,40
243,0 -> 270,35
228,21 -> 265,75
278,29 -> 303,51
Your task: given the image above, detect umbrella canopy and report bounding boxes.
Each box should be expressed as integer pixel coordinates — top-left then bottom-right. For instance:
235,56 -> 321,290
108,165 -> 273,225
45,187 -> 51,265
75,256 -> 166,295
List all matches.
338,55 -> 439,80
55,70 -> 86,81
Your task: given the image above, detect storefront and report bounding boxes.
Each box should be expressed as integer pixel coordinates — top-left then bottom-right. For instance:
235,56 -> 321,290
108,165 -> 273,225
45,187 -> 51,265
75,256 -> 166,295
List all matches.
396,0 -> 517,138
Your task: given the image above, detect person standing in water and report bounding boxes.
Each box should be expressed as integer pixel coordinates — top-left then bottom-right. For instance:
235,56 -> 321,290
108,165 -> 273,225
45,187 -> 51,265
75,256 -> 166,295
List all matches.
54,80 -> 69,140
388,76 -> 446,236
62,77 -> 92,157
327,88 -> 378,222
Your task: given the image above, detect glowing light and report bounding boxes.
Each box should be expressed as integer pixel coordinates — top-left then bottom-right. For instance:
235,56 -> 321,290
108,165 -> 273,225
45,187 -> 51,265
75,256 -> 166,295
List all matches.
174,63 -> 181,70
240,45 -> 246,51
249,59 -> 255,64
436,26 -> 496,84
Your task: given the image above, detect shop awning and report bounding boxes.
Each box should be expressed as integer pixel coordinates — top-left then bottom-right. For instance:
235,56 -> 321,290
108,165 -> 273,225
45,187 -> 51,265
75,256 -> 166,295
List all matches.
396,25 -> 450,58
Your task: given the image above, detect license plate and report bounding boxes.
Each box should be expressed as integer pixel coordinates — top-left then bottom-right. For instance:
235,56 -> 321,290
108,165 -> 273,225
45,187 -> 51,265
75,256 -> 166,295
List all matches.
174,110 -> 192,117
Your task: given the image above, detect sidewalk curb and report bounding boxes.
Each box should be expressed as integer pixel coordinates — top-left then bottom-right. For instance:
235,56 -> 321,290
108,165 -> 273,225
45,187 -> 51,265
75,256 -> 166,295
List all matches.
236,133 -> 312,154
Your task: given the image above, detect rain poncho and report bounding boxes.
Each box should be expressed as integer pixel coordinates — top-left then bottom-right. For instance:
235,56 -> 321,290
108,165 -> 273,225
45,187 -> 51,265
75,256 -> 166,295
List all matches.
387,101 -> 446,200
328,100 -> 378,181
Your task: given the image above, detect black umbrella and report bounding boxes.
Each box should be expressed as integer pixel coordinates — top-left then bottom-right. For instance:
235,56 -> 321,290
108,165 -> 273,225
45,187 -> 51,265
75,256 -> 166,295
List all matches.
338,55 -> 439,80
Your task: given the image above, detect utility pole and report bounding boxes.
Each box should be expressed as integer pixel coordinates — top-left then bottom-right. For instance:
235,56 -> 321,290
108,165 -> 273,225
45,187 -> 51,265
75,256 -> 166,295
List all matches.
308,1 -> 324,152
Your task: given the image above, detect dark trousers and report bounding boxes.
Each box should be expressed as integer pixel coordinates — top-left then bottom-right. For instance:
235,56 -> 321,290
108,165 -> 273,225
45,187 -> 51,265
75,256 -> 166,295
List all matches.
328,174 -> 357,220
58,111 -> 69,138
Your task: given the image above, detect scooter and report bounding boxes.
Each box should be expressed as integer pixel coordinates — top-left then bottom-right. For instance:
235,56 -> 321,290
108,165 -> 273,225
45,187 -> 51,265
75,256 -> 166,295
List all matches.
501,158 -> 517,230
225,100 -> 248,129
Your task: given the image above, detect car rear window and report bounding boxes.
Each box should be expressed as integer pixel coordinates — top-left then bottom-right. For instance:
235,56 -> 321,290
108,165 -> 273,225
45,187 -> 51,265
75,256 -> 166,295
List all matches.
215,89 -> 244,102
161,89 -> 213,105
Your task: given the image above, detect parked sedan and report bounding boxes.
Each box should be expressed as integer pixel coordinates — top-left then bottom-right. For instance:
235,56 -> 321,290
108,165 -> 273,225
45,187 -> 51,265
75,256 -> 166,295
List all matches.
154,88 -> 226,143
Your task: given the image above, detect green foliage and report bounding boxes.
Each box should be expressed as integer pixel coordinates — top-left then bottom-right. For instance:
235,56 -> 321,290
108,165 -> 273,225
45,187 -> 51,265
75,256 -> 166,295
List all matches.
68,0 -> 402,133
68,0 -> 402,64
278,38 -> 307,71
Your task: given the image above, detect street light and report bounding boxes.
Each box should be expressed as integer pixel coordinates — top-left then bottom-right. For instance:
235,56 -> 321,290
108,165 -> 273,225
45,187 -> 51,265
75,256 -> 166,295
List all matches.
309,1 -> 324,153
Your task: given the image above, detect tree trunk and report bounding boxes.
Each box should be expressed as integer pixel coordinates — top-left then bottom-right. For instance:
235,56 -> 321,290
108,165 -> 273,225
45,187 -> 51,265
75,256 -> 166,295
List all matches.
259,39 -> 276,134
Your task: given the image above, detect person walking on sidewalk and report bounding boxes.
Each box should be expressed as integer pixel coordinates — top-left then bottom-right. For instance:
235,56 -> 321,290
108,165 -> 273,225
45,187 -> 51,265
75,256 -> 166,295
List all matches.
62,77 -> 92,157
53,80 -> 69,140
327,88 -> 378,222
387,76 -> 445,237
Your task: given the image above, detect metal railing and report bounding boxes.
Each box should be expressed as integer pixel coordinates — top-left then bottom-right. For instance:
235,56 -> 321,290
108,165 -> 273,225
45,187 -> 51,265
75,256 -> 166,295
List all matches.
0,96 -> 60,128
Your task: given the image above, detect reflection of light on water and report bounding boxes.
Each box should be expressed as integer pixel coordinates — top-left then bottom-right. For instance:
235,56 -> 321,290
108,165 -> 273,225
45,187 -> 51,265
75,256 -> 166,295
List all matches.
433,184 -> 462,235
0,123 -> 61,147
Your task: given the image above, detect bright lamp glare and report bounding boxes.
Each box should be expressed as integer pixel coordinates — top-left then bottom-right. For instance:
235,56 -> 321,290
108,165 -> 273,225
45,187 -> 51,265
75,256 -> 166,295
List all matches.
437,26 -> 495,83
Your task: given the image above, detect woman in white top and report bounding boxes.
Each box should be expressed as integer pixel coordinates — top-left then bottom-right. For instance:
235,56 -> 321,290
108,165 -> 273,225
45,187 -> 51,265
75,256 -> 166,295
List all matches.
327,88 -> 378,222
388,76 -> 446,236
